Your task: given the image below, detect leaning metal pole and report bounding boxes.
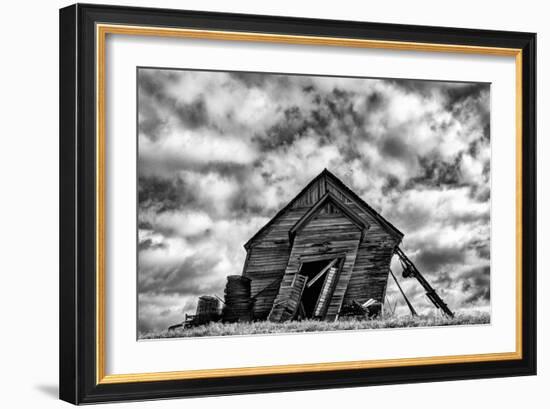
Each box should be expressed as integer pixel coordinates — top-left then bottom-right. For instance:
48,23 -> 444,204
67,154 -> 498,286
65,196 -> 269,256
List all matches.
395,247 -> 455,318
388,268 -> 417,317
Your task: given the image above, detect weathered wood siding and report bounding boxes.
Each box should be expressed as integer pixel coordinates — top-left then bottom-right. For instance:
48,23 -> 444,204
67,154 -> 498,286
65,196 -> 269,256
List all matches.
269,206 -> 362,321
243,207 -> 308,319
242,244 -> 289,320
245,171 -> 401,320
343,236 -> 398,305
243,176 -> 329,319
314,265 -> 339,317
267,274 -> 308,322
291,176 -> 327,208
323,179 -> 401,306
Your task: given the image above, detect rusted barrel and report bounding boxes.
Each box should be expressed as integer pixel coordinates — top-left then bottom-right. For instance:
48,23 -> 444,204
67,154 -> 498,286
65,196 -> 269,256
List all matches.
222,275 -> 254,322
195,295 -> 220,324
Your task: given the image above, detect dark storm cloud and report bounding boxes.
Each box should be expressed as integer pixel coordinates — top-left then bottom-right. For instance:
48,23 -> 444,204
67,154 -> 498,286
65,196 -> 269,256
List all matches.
140,92 -> 211,135
415,245 -> 466,274
138,238 -> 167,251
431,270 -> 453,289
381,134 -> 409,159
460,265 -> 491,303
137,70 -> 178,140
137,68 -> 491,332
138,171 -> 260,219
139,253 -> 223,295
255,88 -> 369,156
138,69 -> 177,97
257,106 -> 308,150
317,88 -> 369,137
470,240 -> 490,260
381,175 -> 400,196
390,78 -> 489,103
387,78 -> 432,93
138,175 -> 183,212
408,156 -> 463,188
172,98 -> 209,129
139,168 -> 278,223
366,91 -> 385,111
138,70 -> 212,142
229,71 -> 273,88
138,220 -> 153,229
444,83 -> 489,111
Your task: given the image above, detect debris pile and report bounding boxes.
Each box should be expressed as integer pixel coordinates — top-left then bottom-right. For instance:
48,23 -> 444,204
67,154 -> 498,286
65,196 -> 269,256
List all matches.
339,299 -> 382,319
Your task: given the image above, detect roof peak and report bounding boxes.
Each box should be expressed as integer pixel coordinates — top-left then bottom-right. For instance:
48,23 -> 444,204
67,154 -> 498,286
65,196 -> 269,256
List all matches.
244,168 -> 404,249
288,191 -> 368,240
312,169 -> 403,237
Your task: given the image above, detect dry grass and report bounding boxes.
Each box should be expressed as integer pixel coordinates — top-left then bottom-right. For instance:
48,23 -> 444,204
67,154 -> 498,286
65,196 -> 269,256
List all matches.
139,312 -> 490,340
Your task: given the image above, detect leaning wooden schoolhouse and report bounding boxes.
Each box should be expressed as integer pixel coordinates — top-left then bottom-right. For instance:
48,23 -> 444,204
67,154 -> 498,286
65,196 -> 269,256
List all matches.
241,169 -> 404,322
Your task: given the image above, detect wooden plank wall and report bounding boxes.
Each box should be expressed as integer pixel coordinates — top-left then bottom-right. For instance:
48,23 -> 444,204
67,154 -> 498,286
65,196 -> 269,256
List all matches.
244,176 -> 327,319
269,207 -> 362,322
324,179 -> 400,307
314,266 -> 338,317
243,207 -> 309,319
343,237 -> 398,305
291,176 -> 327,209
245,173 -> 400,320
268,274 -> 308,322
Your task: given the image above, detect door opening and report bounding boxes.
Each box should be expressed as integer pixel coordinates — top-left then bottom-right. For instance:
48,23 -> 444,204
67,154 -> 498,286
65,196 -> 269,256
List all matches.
298,258 -> 339,319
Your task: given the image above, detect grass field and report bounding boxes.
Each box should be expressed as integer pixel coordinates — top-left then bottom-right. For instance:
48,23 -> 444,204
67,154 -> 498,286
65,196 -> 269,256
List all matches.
139,312 -> 490,339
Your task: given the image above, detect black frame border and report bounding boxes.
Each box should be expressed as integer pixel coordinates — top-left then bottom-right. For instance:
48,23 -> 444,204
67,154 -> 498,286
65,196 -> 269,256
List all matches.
59,3 -> 536,404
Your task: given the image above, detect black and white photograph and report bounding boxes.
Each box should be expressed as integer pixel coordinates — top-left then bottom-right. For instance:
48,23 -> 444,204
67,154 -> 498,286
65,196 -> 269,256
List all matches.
137,68 -> 491,339
51,3 -> 537,405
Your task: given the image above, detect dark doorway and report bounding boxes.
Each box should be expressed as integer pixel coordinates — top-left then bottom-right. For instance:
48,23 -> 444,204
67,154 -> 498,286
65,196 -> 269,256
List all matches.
299,259 -> 334,318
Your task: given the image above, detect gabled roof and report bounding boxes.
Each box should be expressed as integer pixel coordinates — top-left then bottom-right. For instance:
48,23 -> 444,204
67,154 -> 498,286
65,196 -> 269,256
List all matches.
244,169 -> 403,249
322,169 -> 404,238
288,191 -> 368,243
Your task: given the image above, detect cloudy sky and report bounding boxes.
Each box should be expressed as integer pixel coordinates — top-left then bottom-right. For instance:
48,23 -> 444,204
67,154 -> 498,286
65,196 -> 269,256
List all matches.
137,68 -> 491,334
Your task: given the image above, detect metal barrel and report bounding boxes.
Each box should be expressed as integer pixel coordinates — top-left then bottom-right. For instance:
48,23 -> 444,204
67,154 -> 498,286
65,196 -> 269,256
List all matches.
222,276 -> 254,322
195,295 -> 220,324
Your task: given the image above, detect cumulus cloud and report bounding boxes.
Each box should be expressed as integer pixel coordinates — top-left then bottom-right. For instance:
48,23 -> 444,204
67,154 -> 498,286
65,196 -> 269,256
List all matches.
137,68 -> 491,332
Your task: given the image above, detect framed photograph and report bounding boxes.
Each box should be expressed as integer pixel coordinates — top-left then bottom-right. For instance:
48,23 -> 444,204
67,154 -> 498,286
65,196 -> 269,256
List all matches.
59,3 -> 536,404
